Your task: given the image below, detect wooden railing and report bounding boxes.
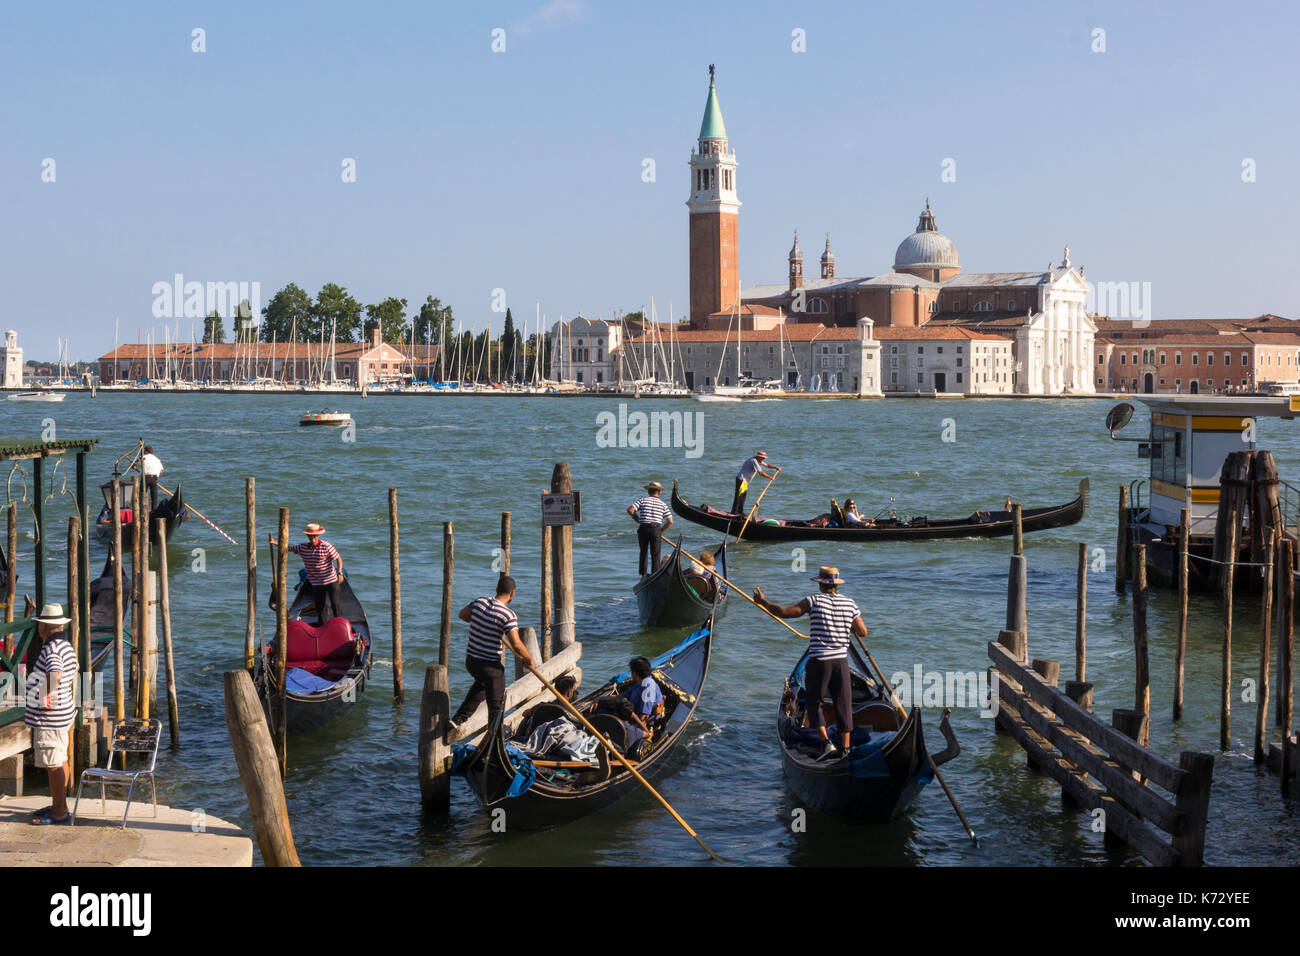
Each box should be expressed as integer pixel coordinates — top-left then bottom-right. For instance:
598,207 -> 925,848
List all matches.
990,628 -> 1214,867
0,620 -> 38,728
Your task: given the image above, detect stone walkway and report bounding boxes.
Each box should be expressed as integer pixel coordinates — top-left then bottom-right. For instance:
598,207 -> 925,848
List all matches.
0,795 -> 252,866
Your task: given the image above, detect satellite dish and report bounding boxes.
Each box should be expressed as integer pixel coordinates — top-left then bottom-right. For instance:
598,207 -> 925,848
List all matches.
1105,402 -> 1135,434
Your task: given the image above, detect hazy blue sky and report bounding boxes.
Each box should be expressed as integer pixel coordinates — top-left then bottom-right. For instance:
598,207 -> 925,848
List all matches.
3,0 -> 1297,359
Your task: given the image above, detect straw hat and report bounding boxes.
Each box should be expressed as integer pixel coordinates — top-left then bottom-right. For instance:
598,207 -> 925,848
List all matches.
755,451 -> 767,459
302,523 -> 326,536
644,481 -> 664,493
810,566 -> 845,586
34,603 -> 71,626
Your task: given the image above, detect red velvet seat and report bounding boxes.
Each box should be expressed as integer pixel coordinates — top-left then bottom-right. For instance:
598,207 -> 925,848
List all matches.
285,618 -> 356,678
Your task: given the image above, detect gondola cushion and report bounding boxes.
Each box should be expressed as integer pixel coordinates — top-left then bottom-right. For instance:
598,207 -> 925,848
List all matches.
286,618 -> 355,677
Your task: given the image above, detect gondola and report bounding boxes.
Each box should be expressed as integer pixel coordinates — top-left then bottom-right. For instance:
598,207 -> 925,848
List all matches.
255,567 -> 373,734
632,537 -> 728,628
87,554 -> 132,675
93,477 -> 188,547
671,477 -> 1088,543
778,642 -> 960,822
451,621 -> 712,830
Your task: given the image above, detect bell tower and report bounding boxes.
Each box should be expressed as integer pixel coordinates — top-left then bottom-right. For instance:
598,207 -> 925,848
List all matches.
687,65 -> 740,327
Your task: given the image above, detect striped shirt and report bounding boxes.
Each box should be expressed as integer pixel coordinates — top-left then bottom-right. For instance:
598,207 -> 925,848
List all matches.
805,592 -> 860,661
25,635 -> 79,730
466,596 -> 519,664
289,539 -> 340,585
632,495 -> 670,526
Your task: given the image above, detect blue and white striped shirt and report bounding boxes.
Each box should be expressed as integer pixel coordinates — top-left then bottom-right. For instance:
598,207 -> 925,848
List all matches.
632,495 -> 670,526
805,593 -> 860,661
466,596 -> 519,664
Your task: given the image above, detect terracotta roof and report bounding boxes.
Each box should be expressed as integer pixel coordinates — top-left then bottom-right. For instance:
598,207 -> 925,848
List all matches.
875,327 -> 1013,341
627,324 -> 859,345
98,341 -> 433,361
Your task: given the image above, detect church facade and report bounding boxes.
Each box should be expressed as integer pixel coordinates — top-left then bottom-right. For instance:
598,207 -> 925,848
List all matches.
682,70 -> 1096,395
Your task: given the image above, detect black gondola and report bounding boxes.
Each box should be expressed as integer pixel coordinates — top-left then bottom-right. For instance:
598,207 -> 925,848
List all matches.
672,478 -> 1087,543
93,477 -> 187,547
632,537 -> 728,628
778,642 -> 959,823
452,622 -> 712,830
255,569 -> 373,734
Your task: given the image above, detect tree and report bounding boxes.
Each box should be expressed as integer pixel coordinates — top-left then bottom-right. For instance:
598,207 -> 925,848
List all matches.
261,283 -> 314,342
312,284 -> 362,343
501,308 -> 517,380
203,309 -> 226,344
364,297 -> 411,345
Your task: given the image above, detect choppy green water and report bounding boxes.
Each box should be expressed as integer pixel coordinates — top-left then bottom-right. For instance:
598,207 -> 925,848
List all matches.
6,392 -> 1299,865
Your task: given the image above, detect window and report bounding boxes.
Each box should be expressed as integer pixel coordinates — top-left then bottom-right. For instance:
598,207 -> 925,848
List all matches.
1192,353 -> 1199,365
917,373 -> 923,384
1097,354 -> 1104,365
1159,352 -> 1166,365
957,346 -> 963,354
1242,353 -> 1249,366
957,357 -> 963,368
1224,353 -> 1230,366
917,346 -> 925,354
928,301 -> 937,313
937,346 -> 944,354
891,346 -> 898,354
1175,352 -> 1182,365
1207,353 -> 1214,366
1008,299 -> 1016,310
918,357 -> 924,367
891,372 -> 898,384
1120,354 -> 1126,365
956,373 -> 963,384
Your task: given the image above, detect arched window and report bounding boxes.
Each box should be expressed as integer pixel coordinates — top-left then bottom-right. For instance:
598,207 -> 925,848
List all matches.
808,298 -> 829,314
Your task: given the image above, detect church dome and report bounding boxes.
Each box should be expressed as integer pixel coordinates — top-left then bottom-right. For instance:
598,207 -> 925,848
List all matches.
893,201 -> 959,272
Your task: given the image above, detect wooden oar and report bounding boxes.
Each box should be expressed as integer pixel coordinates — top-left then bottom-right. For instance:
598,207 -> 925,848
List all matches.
710,564 -> 979,846
852,636 -> 978,846
156,481 -> 239,546
522,660 -> 726,863
734,468 -> 780,541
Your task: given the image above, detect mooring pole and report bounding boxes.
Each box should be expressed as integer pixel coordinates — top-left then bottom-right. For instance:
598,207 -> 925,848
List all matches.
158,518 -> 179,745
111,481 -> 124,722
1256,533 -> 1276,764
439,522 -> 453,668
245,477 -> 257,672
1221,512 -> 1238,751
1116,484 -> 1129,593
1075,541 -> 1087,682
274,508 -> 289,777
550,463 -> 576,651
1175,508 -> 1190,721
1132,543 -> 1150,746
389,487 -> 404,703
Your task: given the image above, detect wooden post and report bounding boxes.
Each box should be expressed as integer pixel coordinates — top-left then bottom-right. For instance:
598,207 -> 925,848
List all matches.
1255,534 -> 1275,764
439,522 -> 453,668
223,669 -> 301,866
1280,540 -> 1295,733
388,487 -> 404,703
1171,752 -> 1215,867
1011,502 -> 1023,556
500,511 -> 511,575
998,627 -> 1027,662
1221,511 -> 1237,751
1116,484 -> 1129,593
550,463 -> 575,651
1132,543 -> 1150,745
274,508 -> 289,777
1175,508 -> 1190,721
66,516 -> 80,783
417,663 -> 450,809
541,523 -> 553,661
245,477 -> 256,672
131,475 -> 143,698
515,626 -> 541,683
4,504 -> 16,652
1005,554 -> 1027,640
157,519 -> 179,745
1075,541 -> 1087,682
137,482 -> 153,720
111,481 -> 124,722
32,454 -> 44,607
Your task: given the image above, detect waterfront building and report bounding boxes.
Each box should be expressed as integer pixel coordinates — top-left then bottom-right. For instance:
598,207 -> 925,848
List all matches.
1,331 -> 22,387
546,315 -> 623,385
98,328 -> 418,385
878,327 -> 1016,395
1093,315 -> 1300,393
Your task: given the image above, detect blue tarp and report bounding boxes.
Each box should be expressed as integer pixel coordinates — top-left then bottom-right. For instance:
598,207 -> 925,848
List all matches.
450,741 -> 537,798
285,667 -> 340,695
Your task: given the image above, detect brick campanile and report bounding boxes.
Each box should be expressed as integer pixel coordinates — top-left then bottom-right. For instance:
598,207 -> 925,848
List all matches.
687,65 -> 740,328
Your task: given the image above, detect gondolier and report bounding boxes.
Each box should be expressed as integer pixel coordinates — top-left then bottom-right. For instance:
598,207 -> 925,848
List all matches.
140,445 -> 163,512
627,481 -> 673,576
732,451 -> 780,515
450,575 -> 535,731
753,566 -> 866,761
26,604 -> 78,825
271,523 -> 343,622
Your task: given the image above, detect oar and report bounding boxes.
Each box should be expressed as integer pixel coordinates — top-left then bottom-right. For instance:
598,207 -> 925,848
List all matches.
156,481 -> 239,546
710,564 -> 979,846
522,660 -> 726,863
734,468 -> 780,541
852,637 -> 978,846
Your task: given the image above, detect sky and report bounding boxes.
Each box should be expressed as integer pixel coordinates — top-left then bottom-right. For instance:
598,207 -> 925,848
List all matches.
2,0 -> 1298,360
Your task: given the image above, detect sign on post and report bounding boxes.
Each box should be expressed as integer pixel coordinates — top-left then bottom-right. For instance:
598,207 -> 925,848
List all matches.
542,492 -> 577,527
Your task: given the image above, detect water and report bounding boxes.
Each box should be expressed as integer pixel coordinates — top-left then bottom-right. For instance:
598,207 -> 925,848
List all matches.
6,393 -> 1299,865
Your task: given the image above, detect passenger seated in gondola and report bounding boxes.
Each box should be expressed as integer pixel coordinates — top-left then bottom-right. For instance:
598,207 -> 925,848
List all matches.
685,550 -> 718,600
842,500 -> 873,527
622,656 -> 665,729
610,697 -> 651,758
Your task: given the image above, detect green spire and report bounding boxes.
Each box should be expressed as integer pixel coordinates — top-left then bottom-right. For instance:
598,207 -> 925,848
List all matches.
699,64 -> 727,142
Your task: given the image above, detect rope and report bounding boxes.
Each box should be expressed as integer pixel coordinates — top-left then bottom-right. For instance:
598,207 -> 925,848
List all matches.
1188,553 -> 1270,569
